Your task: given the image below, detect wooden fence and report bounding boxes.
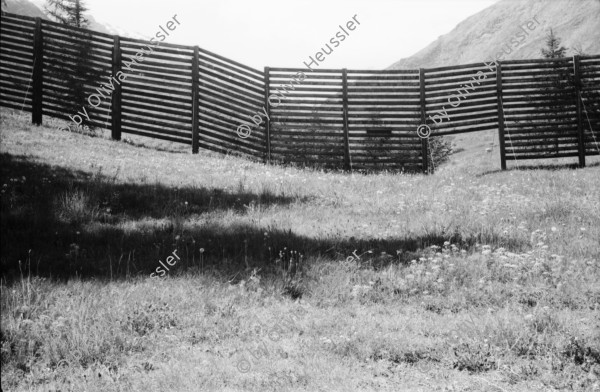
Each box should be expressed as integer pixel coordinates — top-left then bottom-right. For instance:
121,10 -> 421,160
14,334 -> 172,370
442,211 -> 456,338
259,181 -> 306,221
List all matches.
1,12 -> 599,172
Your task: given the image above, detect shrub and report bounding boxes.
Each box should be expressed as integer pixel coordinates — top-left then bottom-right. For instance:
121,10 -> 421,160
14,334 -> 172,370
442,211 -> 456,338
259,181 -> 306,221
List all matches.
428,136 -> 453,169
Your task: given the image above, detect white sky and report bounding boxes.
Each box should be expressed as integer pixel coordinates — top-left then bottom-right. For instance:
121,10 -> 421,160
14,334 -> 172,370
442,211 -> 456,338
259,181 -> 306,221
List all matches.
83,0 -> 500,70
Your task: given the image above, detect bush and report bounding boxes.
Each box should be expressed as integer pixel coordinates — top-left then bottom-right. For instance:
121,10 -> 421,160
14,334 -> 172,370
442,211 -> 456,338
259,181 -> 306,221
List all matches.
428,136 -> 453,169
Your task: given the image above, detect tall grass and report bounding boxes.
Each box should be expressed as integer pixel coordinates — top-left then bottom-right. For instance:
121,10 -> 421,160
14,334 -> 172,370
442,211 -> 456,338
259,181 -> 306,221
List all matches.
1,109 -> 599,391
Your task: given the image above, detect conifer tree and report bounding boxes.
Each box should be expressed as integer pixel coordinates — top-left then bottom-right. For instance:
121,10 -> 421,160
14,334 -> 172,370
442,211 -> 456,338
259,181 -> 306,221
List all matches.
534,29 -> 573,156
541,29 -> 567,59
45,0 -> 89,28
45,0 -> 100,130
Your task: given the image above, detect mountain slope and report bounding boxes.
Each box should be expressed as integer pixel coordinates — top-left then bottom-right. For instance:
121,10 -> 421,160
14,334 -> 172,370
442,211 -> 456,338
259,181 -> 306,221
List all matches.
388,0 -> 600,69
3,0 -> 45,18
3,0 -> 146,38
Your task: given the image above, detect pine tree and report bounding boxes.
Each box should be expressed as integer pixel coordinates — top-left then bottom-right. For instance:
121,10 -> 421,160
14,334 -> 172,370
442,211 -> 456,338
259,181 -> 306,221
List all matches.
44,0 -> 100,130
541,29 -> 567,59
45,0 -> 89,28
535,29 -> 573,156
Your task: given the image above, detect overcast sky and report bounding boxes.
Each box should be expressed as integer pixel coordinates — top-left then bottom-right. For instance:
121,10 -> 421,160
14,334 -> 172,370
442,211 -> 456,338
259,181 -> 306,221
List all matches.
82,0 -> 499,70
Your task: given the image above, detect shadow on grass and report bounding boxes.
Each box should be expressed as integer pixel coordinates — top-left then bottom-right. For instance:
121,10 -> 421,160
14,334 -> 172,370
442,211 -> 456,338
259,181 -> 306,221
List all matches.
0,153 -> 529,282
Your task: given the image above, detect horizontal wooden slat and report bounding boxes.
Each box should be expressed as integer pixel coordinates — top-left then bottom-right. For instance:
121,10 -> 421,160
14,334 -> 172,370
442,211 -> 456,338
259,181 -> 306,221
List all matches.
121,118 -> 191,139
120,42 -> 193,58
122,127 -> 190,144
120,79 -> 190,97
200,57 -> 263,84
199,126 -> 264,152
42,30 -> 113,52
199,46 -> 262,77
199,81 -> 263,107
41,20 -> 112,41
0,99 -> 31,112
199,118 -> 265,148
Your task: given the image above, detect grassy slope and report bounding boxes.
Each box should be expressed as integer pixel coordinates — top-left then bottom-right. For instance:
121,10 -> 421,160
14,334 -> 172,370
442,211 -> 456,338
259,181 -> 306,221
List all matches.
1,109 -> 599,391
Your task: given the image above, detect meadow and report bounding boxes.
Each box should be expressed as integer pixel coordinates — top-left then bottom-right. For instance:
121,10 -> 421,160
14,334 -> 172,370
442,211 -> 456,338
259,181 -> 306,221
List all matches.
1,108 -> 599,392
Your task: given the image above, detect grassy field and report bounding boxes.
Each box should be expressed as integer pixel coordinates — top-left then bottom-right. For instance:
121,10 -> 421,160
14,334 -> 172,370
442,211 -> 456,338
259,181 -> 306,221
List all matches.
1,109 -> 599,392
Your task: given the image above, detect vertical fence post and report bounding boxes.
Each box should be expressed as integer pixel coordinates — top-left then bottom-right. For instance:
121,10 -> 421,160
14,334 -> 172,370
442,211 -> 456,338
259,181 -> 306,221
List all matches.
191,45 -> 200,154
111,35 -> 122,141
263,66 -> 271,164
573,55 -> 585,168
419,68 -> 429,174
32,17 -> 43,125
342,68 -> 350,170
496,62 -> 507,170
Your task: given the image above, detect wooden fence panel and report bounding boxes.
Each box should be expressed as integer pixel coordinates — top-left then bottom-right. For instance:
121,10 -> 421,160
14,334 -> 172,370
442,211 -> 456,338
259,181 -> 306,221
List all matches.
198,47 -> 265,160
423,63 -> 498,136
501,58 -> 580,160
268,68 -> 345,168
119,37 -> 193,144
41,20 -> 113,128
346,69 -> 422,171
579,56 -> 600,156
0,14 -> 36,113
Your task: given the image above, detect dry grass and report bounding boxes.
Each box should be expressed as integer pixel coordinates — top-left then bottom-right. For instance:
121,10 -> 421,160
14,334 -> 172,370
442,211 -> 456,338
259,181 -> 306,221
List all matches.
1,109 -> 599,391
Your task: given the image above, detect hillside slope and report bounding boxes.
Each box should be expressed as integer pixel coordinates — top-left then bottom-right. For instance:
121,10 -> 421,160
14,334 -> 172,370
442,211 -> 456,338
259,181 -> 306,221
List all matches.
3,0 -> 45,18
3,0 -> 146,38
388,0 -> 600,69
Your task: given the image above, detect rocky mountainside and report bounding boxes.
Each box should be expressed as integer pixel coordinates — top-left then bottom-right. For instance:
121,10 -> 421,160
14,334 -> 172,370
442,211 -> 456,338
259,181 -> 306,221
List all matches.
388,0 -> 600,70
